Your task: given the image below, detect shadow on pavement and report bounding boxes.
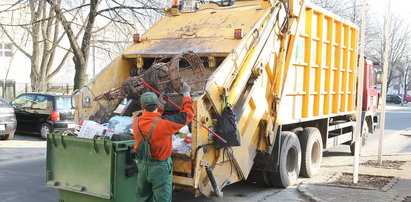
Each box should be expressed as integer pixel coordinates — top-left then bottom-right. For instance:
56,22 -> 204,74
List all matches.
173,181 -> 280,202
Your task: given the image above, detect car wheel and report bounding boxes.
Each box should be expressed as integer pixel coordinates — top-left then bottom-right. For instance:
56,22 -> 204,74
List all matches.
404,100 -> 408,104
6,132 -> 14,140
39,123 -> 51,140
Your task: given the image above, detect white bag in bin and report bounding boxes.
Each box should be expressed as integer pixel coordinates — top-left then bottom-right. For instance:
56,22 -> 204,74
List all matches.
108,116 -> 134,135
172,126 -> 192,154
78,120 -> 114,139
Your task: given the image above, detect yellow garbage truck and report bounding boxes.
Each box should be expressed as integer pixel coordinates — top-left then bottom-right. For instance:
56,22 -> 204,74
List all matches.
72,0 -> 379,198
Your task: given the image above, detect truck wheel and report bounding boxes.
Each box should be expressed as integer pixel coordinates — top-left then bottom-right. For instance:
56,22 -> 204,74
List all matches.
350,123 -> 368,156
268,131 -> 301,188
299,127 -> 323,178
291,127 -> 303,136
39,123 -> 51,140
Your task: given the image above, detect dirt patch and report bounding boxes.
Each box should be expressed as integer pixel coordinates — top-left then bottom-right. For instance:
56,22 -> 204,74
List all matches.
361,160 -> 406,170
326,172 -> 397,191
403,196 -> 411,202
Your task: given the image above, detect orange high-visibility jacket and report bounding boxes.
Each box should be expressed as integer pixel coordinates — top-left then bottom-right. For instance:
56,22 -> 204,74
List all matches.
133,97 -> 194,160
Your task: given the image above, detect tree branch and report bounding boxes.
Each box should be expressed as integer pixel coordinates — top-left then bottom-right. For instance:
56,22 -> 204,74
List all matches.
46,0 -> 85,66
96,5 -> 161,15
0,24 -> 31,58
48,49 -> 71,80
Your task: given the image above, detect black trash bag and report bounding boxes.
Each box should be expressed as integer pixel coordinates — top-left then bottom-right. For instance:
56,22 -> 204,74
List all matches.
215,106 -> 241,150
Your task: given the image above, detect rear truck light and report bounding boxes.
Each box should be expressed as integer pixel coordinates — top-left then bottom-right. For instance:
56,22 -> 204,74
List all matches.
9,130 -> 14,133
172,0 -> 179,8
51,111 -> 60,121
234,28 -> 244,39
133,34 -> 141,43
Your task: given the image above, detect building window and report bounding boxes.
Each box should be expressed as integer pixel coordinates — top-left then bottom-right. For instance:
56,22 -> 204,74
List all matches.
0,43 -> 13,57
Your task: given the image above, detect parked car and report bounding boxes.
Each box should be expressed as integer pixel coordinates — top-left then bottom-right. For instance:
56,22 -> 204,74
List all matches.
386,94 -> 403,104
0,97 -> 17,140
403,94 -> 411,104
10,93 -> 74,139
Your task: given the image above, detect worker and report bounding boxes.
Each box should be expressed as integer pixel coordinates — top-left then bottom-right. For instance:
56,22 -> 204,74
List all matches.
133,81 -> 194,202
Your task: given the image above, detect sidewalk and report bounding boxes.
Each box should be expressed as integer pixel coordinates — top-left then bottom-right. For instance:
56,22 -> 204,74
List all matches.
0,133 -> 46,162
296,153 -> 411,202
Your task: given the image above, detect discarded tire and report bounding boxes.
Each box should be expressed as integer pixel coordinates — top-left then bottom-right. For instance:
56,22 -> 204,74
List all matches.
299,127 -> 323,178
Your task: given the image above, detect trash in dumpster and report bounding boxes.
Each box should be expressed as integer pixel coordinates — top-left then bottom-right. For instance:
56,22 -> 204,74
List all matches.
108,116 -> 134,135
78,120 -> 114,139
172,125 -> 192,154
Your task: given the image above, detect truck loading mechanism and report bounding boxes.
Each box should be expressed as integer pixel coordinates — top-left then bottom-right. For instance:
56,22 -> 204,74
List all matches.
69,0 -> 379,198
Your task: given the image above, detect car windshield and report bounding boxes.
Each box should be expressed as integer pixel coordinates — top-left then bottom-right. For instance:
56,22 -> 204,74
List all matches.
55,96 -> 72,110
0,97 -> 11,108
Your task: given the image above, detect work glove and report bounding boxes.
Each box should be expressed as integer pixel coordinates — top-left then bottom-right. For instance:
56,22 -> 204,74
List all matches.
158,94 -> 167,109
182,81 -> 191,97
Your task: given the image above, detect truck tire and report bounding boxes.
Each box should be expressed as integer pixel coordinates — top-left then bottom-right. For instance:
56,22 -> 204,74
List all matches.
268,131 -> 301,188
291,127 -> 303,136
350,123 -> 368,156
299,127 -> 323,178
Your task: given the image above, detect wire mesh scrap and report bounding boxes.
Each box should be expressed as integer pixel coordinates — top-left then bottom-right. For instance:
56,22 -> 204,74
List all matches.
94,51 -> 207,101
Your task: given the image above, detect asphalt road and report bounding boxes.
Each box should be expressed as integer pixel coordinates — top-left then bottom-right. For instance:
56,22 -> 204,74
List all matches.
0,104 -> 410,202
0,156 -> 57,202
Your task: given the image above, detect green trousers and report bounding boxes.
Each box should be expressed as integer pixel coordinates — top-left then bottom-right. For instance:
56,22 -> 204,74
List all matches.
135,157 -> 172,202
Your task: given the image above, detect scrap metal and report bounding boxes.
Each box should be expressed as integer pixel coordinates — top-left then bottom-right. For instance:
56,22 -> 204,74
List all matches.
95,51 -> 207,101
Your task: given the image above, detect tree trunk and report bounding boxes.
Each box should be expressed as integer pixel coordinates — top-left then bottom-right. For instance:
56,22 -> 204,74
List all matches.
73,57 -> 87,90
73,0 -> 99,90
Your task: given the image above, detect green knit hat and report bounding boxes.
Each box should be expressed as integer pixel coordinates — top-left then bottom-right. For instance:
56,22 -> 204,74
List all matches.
140,92 -> 158,109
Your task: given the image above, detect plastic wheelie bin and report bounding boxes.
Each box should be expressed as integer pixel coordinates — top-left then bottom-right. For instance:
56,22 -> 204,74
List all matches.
46,131 -> 137,202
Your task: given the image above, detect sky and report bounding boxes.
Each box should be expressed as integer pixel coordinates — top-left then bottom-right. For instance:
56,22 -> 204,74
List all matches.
371,0 -> 411,19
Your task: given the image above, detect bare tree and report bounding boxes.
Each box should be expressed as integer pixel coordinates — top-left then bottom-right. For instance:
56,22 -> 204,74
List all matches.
368,16 -> 410,90
0,0 -> 75,91
45,0 -> 163,90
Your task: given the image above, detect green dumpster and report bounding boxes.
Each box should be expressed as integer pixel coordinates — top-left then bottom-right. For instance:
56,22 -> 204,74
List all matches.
46,131 -> 137,202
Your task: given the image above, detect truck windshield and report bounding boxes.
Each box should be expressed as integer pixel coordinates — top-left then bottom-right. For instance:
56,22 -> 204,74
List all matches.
55,96 -> 72,110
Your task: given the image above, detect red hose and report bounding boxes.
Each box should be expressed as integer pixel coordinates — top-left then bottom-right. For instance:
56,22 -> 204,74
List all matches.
139,78 -> 227,143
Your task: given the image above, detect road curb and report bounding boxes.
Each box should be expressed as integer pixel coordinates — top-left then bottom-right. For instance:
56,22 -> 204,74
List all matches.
297,182 -> 324,202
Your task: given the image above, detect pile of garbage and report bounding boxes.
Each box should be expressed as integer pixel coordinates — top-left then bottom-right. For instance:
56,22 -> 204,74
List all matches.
172,125 -> 192,154
73,116 -> 134,140
72,116 -> 192,154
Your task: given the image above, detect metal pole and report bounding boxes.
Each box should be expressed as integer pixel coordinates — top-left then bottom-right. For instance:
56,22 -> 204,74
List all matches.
378,0 -> 391,165
403,59 -> 408,105
353,0 -> 367,184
